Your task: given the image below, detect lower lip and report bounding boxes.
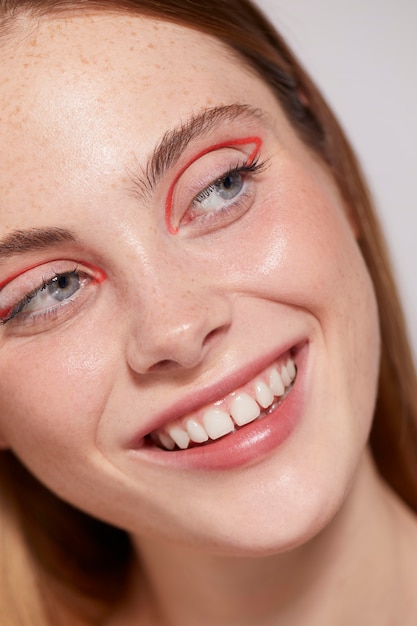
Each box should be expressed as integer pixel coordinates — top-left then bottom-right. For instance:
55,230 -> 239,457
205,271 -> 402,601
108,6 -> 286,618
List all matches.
134,344 -> 307,471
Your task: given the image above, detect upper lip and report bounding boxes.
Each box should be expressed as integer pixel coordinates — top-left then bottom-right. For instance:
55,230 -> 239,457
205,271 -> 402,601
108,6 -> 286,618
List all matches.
128,337 -> 306,447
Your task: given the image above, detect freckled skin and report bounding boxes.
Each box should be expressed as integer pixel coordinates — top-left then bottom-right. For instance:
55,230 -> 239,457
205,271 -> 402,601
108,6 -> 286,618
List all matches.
0,14 -> 380,558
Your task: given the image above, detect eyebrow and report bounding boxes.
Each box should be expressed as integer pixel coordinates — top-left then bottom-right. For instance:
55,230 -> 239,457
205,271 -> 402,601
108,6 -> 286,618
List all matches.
128,103 -> 268,201
0,227 -> 77,262
0,106 -> 266,261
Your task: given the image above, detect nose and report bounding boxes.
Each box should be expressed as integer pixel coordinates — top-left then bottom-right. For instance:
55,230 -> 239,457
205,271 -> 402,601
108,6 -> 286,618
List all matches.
125,278 -> 232,375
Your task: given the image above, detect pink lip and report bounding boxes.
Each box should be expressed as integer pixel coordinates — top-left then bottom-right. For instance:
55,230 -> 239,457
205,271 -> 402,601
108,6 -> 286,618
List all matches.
128,340 -> 308,470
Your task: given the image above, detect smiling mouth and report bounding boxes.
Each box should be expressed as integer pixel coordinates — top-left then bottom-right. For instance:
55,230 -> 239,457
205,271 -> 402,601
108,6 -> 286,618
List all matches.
148,354 -> 297,451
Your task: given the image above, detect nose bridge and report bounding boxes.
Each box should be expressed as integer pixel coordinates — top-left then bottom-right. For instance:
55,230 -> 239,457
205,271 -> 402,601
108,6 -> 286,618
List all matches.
126,251 -> 232,374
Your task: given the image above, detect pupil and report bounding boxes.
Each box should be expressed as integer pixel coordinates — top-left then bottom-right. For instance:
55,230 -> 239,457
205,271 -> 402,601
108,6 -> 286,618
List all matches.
47,272 -> 80,302
57,275 -> 69,289
216,171 -> 243,200
223,175 -> 234,189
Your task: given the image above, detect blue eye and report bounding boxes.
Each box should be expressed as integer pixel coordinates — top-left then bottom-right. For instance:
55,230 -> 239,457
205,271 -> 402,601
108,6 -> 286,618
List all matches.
194,171 -> 245,210
1,270 -> 89,326
187,156 -> 266,223
23,272 -> 82,312
0,260 -> 106,334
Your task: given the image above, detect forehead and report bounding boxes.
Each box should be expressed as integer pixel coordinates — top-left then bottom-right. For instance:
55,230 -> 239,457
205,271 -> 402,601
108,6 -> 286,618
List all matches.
0,13 -> 297,238
0,13 -> 277,139
0,14 -> 283,197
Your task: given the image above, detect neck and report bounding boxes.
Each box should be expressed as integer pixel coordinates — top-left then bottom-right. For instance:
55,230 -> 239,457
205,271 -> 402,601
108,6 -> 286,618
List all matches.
114,451 -> 417,626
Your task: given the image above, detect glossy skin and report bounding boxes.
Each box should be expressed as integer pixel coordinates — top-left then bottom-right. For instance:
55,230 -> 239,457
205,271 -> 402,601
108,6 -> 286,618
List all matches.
0,14 -> 380,560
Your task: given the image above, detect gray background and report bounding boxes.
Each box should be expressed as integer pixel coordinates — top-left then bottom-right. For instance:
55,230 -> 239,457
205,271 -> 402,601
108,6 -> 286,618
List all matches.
255,0 -> 417,360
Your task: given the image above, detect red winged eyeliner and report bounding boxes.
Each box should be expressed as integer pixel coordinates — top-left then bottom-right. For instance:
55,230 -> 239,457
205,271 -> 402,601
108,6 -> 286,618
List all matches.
165,136 -> 262,234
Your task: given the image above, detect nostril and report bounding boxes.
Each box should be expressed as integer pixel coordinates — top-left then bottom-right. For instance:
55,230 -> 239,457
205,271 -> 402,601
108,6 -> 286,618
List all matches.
203,325 -> 228,348
148,359 -> 178,373
128,299 -> 232,375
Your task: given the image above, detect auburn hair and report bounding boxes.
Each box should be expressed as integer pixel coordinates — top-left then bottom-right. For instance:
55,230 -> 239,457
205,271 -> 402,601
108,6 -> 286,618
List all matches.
1,1 -> 416,623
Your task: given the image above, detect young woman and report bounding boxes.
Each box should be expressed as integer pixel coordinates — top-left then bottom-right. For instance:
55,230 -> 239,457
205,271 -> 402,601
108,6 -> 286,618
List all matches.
1,1 -> 417,624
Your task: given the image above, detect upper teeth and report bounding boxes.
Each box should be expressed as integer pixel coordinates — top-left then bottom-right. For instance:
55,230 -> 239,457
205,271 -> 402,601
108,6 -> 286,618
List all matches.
151,357 -> 297,451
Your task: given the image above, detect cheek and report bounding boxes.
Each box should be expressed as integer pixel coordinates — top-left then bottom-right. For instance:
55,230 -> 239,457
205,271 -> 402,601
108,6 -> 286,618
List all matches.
208,169 -> 363,313
0,330 -> 116,464
207,162 -> 380,425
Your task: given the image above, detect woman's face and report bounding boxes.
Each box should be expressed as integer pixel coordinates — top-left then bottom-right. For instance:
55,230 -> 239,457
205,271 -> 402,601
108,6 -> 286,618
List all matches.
0,14 -> 379,554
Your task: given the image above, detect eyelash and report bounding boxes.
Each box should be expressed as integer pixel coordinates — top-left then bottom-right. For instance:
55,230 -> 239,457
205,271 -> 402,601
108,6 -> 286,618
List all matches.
0,268 -> 93,328
194,156 -> 264,204
0,149 -> 266,329
179,155 -> 268,230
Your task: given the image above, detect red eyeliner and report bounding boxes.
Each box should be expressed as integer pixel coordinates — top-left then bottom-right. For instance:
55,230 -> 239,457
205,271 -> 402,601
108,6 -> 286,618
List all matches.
165,136 -> 262,234
0,260 -> 107,290
0,260 -> 107,321
0,262 -> 46,291
0,306 -> 12,319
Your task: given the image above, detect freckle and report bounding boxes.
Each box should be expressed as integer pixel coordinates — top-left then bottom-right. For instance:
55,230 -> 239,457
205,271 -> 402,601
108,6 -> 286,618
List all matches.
29,39 -> 37,47
148,43 -> 154,49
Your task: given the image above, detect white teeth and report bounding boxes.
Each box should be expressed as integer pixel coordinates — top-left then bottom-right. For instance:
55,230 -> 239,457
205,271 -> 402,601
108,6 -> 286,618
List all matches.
230,393 -> 261,426
269,367 -> 285,396
167,426 -> 190,450
203,409 -> 235,440
280,364 -> 292,387
157,431 -> 176,451
154,357 -> 297,450
186,419 -> 209,443
255,380 -> 274,409
286,358 -> 296,381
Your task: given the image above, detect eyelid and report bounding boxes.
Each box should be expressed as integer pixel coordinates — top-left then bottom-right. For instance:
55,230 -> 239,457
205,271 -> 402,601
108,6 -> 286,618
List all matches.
165,136 -> 262,235
0,260 -> 107,321
0,259 -> 107,291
